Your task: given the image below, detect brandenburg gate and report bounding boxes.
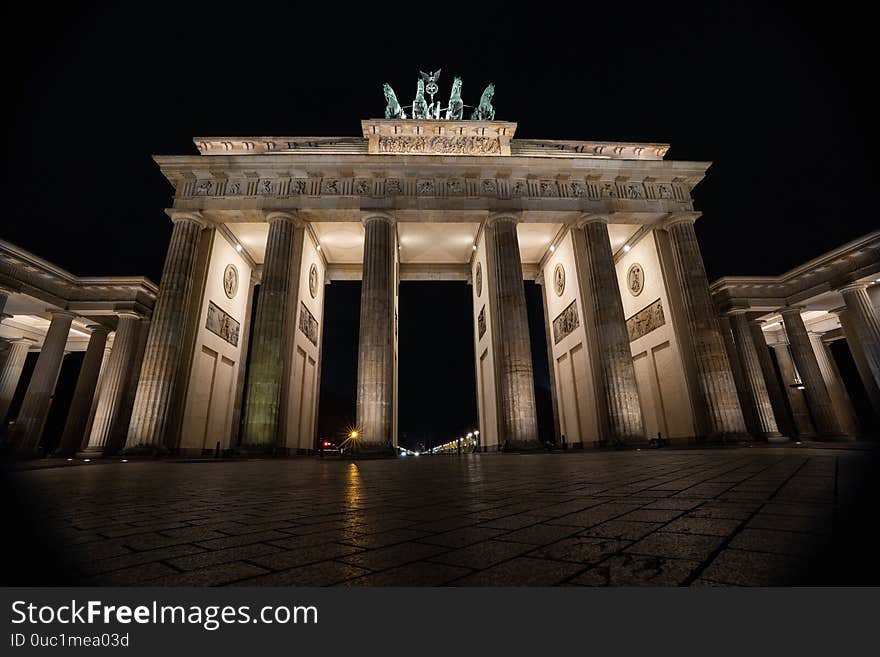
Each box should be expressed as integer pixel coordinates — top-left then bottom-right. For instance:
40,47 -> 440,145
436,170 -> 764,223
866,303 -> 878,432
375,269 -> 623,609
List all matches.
107,73 -> 753,457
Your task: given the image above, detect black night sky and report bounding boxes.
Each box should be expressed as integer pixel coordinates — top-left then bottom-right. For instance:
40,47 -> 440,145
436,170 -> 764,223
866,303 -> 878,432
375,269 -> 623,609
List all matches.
3,2 -> 874,448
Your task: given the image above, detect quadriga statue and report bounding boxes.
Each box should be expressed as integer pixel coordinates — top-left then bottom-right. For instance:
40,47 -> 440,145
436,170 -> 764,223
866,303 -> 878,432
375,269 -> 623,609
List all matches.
412,79 -> 429,120
471,83 -> 495,121
445,77 -> 464,120
383,83 -> 406,119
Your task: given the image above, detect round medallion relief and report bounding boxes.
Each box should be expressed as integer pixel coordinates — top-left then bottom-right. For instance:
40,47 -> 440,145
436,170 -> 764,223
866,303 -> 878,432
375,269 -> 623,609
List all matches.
553,263 -> 565,297
222,264 -> 239,299
475,262 -> 483,297
308,263 -> 319,299
627,263 -> 645,297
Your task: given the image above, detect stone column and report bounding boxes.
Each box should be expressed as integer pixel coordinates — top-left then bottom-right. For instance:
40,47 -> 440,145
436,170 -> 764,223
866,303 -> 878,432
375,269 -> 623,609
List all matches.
82,313 -> 144,456
839,283 -> 880,393
11,311 -> 75,456
484,215 -> 540,449
664,215 -> 745,437
241,212 -> 303,452
125,213 -> 205,453
81,342 -> 113,447
771,342 -> 816,437
719,315 -> 758,436
813,332 -> 859,436
54,324 -> 110,456
729,312 -> 781,439
578,216 -> 644,443
780,307 -> 840,437
835,307 -> 880,416
748,321 -> 794,439
356,214 -> 397,453
0,339 -> 31,424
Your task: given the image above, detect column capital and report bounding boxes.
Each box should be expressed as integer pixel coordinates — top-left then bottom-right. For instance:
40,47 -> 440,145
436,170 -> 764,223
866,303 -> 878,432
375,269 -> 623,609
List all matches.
48,310 -> 78,321
575,213 -> 610,228
115,310 -> 144,320
778,306 -> 806,317
485,213 -> 519,227
266,210 -> 304,226
660,211 -> 701,230
85,324 -> 111,336
165,209 -> 209,228
828,305 -> 848,317
839,281 -> 869,294
361,212 -> 395,227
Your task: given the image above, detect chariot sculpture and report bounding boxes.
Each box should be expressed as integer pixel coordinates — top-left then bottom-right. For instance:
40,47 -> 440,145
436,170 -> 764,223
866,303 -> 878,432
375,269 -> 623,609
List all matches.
382,70 -> 496,122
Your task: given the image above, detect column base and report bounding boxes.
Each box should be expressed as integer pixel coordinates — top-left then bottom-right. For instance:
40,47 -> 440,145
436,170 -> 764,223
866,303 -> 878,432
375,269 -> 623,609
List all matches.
75,447 -> 108,459
120,444 -> 169,458
767,435 -> 791,444
499,439 -> 546,453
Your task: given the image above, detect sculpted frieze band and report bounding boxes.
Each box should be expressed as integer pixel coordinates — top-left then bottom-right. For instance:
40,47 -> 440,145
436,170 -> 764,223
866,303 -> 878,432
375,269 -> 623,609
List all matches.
378,135 -> 502,155
179,176 -> 690,202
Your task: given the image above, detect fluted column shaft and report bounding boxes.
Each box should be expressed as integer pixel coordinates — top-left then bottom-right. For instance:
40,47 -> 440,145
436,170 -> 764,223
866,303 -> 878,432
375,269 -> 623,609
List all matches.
729,313 -> 780,438
55,325 -> 110,456
486,216 -> 539,448
356,216 -> 396,452
0,340 -> 31,424
242,213 -> 302,450
125,215 -> 204,452
771,343 -> 816,437
719,315 -> 758,435
748,322 -> 795,438
84,314 -> 143,455
12,311 -> 74,456
840,284 -> 880,392
665,217 -> 745,436
780,308 -> 840,437
579,217 -> 643,442
836,308 -> 880,416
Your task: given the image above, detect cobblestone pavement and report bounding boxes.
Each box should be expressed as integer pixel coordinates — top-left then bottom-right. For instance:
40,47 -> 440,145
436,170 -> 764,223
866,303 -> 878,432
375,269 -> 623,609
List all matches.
4,445 -> 878,586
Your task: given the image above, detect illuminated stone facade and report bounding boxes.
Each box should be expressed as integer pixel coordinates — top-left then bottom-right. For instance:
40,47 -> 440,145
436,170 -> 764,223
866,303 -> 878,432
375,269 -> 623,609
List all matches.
10,119 -> 876,458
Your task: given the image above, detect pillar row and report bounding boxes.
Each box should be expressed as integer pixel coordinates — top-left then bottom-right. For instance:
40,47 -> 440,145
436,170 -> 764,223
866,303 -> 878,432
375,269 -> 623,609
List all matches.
484,215 -> 539,449
12,311 -> 75,456
355,214 -> 397,453
84,313 -> 145,455
125,213 -> 205,453
729,312 -> 781,439
55,324 -> 111,456
242,212 -> 304,451
664,216 -> 746,437
578,216 -> 644,443
0,339 -> 31,424
779,308 -> 840,437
